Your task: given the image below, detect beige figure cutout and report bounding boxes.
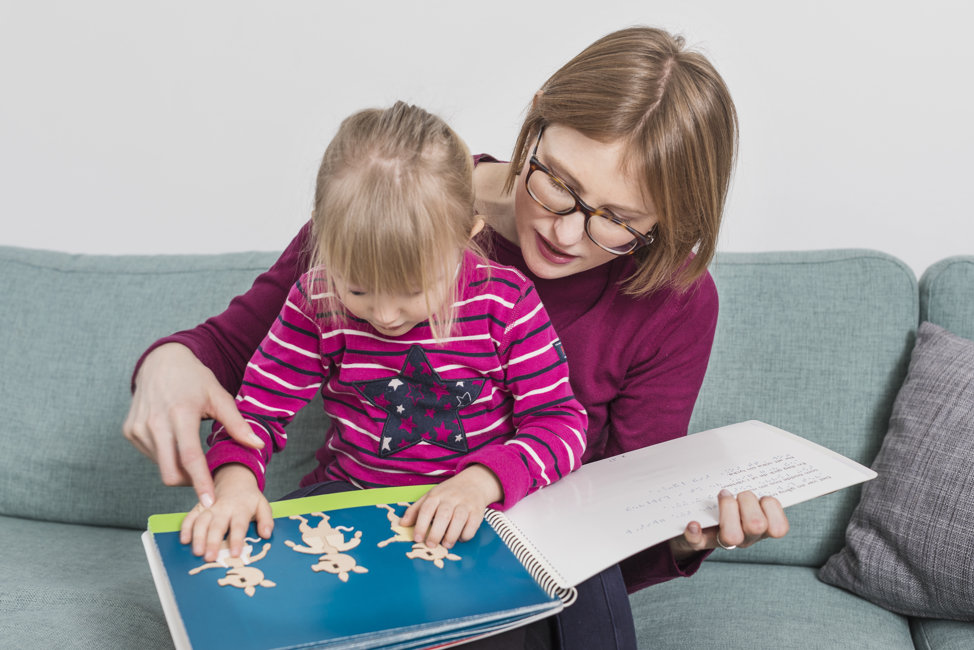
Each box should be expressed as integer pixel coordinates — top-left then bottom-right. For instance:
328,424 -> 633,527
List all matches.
285,512 -> 363,555
406,542 -> 462,569
376,503 -> 415,547
188,538 -> 276,597
310,552 -> 369,582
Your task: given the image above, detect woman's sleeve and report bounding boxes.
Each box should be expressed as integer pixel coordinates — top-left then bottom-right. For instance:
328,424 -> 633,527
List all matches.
131,221 -> 312,394
609,271 -> 720,592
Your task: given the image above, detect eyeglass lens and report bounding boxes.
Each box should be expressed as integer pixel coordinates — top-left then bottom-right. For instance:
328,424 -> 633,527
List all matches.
527,169 -> 638,253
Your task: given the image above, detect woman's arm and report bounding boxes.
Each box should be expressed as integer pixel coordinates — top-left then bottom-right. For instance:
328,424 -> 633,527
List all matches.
604,273 -> 788,591
123,221 -> 312,505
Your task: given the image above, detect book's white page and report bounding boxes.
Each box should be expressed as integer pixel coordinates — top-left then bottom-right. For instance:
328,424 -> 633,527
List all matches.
503,420 -> 877,588
141,531 -> 191,650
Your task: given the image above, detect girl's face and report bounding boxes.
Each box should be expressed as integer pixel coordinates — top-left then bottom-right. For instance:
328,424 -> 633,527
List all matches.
332,268 -> 455,338
512,124 -> 658,279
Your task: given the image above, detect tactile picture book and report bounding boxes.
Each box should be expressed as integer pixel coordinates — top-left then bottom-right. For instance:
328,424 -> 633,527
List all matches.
143,420 -> 877,649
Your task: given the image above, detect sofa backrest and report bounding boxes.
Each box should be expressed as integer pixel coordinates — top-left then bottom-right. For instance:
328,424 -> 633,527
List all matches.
0,246 -> 324,529
920,256 -> 974,340
689,250 -> 917,567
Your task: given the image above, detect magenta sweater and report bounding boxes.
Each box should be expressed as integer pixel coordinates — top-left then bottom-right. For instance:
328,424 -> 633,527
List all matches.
136,162 -> 719,592
207,252 -> 587,510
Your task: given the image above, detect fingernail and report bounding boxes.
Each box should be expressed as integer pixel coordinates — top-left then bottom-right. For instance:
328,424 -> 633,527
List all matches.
250,433 -> 264,447
718,489 -> 732,498
201,493 -> 214,508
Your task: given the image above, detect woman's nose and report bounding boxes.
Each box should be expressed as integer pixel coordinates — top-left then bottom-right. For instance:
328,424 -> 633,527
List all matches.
551,210 -> 586,247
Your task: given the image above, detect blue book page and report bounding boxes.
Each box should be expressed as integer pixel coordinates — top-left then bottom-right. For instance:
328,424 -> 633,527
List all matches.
151,503 -> 558,649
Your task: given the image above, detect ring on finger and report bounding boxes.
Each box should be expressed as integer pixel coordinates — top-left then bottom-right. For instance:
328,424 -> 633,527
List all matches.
716,531 -> 737,550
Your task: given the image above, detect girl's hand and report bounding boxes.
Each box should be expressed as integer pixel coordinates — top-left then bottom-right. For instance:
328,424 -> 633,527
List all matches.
179,464 -> 274,562
669,489 -> 790,560
123,343 -> 263,507
400,464 -> 503,549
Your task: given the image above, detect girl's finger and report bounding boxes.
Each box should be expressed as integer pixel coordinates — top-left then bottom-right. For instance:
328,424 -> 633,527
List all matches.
424,504 -> 454,548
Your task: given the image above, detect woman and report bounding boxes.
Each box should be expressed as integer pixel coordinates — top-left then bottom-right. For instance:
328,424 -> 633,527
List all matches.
125,26 -> 789,649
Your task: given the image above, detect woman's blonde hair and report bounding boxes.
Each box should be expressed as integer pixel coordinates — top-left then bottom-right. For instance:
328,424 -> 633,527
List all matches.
506,26 -> 738,296
310,101 -> 480,338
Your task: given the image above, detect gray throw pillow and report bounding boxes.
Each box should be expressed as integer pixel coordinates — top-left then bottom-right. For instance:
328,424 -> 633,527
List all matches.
818,322 -> 974,620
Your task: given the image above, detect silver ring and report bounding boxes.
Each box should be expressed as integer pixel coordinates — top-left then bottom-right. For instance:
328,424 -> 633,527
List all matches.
716,532 -> 737,550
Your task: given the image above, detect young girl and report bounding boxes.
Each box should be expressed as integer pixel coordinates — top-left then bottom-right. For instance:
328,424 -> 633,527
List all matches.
180,102 -> 587,563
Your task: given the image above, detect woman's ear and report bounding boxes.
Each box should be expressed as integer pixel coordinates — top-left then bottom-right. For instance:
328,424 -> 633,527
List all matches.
469,216 -> 486,239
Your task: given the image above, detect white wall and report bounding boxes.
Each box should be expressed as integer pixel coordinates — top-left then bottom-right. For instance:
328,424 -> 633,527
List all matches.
2,0 -> 972,276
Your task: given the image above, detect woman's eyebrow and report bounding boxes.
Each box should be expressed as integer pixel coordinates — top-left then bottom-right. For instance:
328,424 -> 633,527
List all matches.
545,152 -> 652,217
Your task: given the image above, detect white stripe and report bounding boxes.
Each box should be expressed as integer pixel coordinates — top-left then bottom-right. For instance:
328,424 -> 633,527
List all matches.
284,299 -> 317,326
453,293 -> 516,310
435,363 -> 501,375
557,435 -> 576,470
567,427 -> 585,468
473,384 -> 505,405
237,394 -> 295,416
505,342 -> 552,368
508,439 -> 550,485
341,362 -> 402,373
320,328 -> 491,346
333,448 -> 449,477
464,416 -> 508,437
268,330 -> 320,360
514,376 -> 571,401
507,300 -> 543,333
475,262 -> 528,284
242,417 -> 287,441
247,362 -> 321,392
331,415 -> 382,441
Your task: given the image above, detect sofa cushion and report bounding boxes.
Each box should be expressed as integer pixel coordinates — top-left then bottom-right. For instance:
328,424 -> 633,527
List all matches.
818,322 -> 974,620
691,250 -> 916,567
911,618 -> 974,650
920,256 -> 974,340
629,561 -> 914,649
0,245 -> 323,529
0,514 -> 171,648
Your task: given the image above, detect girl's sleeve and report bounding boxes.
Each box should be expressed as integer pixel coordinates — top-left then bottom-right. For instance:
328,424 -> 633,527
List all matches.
131,221 -> 312,394
458,285 -> 588,510
608,271 -> 720,592
206,278 -> 326,491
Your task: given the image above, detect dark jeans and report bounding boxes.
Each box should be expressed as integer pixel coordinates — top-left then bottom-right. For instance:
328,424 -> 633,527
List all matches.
281,481 -> 637,650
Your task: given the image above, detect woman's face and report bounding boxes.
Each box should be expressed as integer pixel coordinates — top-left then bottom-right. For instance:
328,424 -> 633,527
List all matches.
512,125 -> 658,279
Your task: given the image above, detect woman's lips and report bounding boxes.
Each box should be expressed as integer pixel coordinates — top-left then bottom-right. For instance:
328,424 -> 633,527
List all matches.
535,232 -> 576,265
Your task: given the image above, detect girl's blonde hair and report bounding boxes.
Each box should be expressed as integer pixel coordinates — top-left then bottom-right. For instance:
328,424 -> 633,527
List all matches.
506,26 -> 738,296
310,101 -> 479,338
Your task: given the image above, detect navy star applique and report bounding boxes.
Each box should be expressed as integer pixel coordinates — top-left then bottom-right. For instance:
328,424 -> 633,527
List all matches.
353,346 -> 486,457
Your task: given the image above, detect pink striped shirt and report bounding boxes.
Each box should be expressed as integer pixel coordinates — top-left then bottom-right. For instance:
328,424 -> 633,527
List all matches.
207,250 -> 587,509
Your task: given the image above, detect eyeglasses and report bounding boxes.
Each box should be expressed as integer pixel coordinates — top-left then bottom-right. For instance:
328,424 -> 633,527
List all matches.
525,126 -> 655,255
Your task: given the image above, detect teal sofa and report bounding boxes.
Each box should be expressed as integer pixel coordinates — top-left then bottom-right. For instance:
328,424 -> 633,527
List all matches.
1,245 -> 972,649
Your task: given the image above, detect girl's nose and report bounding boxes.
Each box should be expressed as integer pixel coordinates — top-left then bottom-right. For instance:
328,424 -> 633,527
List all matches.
372,300 -> 401,326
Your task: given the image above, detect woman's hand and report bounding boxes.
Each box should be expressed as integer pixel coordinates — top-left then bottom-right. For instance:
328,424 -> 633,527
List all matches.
399,464 -> 504,549
123,342 -> 263,506
670,489 -> 790,560
179,464 -> 274,561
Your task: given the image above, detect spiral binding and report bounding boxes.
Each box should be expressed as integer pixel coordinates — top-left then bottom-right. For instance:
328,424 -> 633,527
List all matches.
484,510 -> 577,606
